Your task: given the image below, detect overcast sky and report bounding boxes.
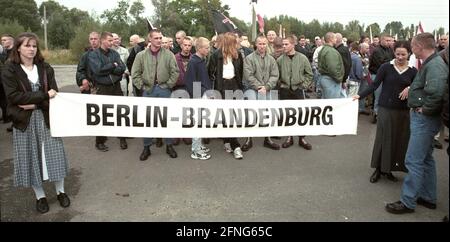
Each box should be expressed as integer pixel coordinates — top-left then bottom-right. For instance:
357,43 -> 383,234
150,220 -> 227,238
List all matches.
36,0 -> 449,32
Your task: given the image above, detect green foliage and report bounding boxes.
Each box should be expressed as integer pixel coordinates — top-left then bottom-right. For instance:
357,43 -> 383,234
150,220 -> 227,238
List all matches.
0,20 -> 26,37
39,0 -> 91,49
0,0 -> 41,32
69,19 -> 102,61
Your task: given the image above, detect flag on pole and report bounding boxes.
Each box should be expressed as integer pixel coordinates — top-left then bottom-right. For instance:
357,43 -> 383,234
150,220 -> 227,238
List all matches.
146,18 -> 156,32
257,14 -> 265,34
210,9 -> 238,34
417,21 -> 424,34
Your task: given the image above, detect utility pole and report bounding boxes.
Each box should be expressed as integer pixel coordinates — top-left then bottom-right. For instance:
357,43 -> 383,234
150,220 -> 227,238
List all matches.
44,5 -> 48,51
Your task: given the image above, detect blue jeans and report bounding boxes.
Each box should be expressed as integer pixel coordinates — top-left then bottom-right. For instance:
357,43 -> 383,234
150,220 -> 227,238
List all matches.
245,89 -> 273,101
400,110 -> 442,209
318,75 -> 344,99
142,85 -> 173,147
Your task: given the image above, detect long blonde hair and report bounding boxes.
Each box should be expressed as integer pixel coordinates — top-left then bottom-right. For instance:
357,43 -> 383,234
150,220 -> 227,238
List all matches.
221,32 -> 238,64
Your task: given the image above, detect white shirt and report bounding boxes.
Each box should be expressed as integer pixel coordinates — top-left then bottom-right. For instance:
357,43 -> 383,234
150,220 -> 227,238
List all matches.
21,64 -> 39,84
222,57 -> 235,79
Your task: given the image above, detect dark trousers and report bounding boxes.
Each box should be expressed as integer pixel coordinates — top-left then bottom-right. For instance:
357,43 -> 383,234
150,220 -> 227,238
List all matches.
95,83 -> 124,144
0,81 -> 9,122
279,88 -> 306,139
223,138 -> 241,150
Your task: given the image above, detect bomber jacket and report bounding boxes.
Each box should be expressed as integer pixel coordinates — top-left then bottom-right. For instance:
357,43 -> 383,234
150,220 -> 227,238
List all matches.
244,51 -> 279,91
318,45 -> 344,83
131,47 -> 179,91
277,52 -> 313,90
369,45 -> 394,74
76,48 -> 94,88
88,48 -> 126,86
408,52 -> 448,116
2,61 -> 57,131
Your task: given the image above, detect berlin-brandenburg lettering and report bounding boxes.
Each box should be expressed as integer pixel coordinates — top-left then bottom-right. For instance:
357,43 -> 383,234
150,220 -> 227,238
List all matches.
86,103 -> 334,128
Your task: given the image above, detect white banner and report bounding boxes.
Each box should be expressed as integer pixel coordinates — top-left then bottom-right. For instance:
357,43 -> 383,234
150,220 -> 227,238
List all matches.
50,93 -> 358,138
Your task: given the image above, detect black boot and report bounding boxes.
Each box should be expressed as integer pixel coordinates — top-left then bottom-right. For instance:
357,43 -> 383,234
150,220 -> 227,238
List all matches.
36,198 -> 49,214
120,138 -> 128,150
166,145 -> 178,158
385,172 -> 398,182
282,136 -> 294,148
370,168 -> 381,183
139,146 -> 151,161
241,137 -> 253,152
156,138 -> 163,147
264,137 -> 280,150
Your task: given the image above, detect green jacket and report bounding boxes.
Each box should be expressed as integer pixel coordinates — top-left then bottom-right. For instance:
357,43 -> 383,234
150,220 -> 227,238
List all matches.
244,51 -> 279,91
408,52 -> 448,116
318,45 -> 344,83
131,48 -> 179,91
277,52 -> 313,90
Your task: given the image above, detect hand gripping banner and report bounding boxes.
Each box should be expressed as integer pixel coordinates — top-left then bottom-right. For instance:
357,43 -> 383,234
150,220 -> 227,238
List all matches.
50,93 -> 358,138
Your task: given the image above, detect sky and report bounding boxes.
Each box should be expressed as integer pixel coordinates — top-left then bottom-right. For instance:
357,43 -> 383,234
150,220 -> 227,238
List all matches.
35,0 -> 449,33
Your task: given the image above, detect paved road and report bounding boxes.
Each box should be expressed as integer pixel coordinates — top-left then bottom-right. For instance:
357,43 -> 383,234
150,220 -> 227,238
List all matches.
1,65 -> 448,222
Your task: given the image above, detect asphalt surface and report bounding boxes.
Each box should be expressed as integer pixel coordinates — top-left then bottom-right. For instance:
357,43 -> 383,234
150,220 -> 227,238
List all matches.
0,65 -> 448,222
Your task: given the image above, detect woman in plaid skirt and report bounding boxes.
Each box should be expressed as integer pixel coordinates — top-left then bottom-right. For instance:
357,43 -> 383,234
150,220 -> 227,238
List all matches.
2,32 -> 70,214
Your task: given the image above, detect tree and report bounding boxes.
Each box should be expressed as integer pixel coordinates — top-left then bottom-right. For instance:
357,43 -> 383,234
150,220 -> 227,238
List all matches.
101,0 -> 133,39
0,20 -> 26,37
129,0 -> 145,22
47,12 -> 74,48
0,0 -> 40,32
69,19 -> 102,60
384,21 -> 403,36
38,1 -> 91,49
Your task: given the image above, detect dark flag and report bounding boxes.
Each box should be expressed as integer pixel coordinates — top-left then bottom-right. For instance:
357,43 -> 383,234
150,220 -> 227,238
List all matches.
211,9 -> 238,34
146,18 -> 156,32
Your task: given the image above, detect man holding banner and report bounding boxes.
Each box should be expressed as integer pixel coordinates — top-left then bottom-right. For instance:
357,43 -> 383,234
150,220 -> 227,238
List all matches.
131,29 -> 179,161
87,32 -> 127,152
277,35 -> 314,150
243,35 -> 281,150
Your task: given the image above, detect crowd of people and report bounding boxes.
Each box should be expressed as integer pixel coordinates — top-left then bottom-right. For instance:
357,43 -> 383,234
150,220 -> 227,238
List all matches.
0,28 -> 448,221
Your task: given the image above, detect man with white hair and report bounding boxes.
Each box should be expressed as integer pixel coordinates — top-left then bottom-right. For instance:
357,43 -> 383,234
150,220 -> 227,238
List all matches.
112,33 -> 130,96
129,34 -> 141,47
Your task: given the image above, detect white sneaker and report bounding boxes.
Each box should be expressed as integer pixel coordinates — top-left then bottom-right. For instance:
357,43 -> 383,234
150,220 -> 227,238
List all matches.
200,146 -> 210,153
191,151 -> 211,160
224,143 -> 232,153
233,147 -> 243,160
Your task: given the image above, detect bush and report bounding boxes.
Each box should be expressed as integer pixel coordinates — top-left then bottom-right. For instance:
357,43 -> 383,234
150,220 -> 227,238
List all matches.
0,19 -> 26,37
69,19 -> 102,61
42,49 -> 77,65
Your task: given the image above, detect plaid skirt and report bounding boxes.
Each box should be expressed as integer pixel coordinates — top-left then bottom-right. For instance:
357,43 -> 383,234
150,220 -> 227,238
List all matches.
13,109 -> 69,187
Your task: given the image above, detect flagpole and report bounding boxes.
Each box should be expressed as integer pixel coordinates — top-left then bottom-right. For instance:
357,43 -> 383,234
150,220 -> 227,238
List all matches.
251,1 -> 257,42
369,26 -> 373,44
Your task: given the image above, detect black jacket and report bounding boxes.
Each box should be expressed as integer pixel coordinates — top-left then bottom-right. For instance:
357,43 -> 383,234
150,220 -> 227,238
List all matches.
2,62 -> 57,131
369,45 -> 394,74
207,49 -> 244,93
295,45 -> 313,62
335,44 -> 352,82
87,48 -> 126,86
127,42 -> 146,73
